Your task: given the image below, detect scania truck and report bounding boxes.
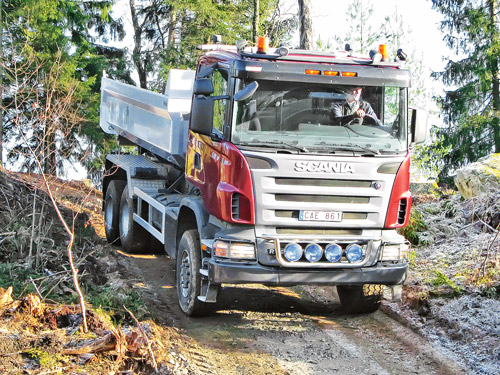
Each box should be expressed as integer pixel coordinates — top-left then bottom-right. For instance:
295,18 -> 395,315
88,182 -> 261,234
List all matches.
100,37 -> 428,316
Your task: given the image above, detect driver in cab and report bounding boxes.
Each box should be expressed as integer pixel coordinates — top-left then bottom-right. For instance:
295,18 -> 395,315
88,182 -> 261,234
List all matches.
331,86 -> 382,126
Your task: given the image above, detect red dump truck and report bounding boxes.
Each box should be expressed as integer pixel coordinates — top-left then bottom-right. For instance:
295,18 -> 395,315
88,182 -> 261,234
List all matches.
99,37 -> 428,315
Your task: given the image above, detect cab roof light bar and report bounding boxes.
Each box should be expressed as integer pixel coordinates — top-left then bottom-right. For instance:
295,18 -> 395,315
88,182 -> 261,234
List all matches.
196,36 -> 406,67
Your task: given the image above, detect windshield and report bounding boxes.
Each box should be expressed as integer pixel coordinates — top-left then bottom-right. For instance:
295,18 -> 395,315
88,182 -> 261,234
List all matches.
231,79 -> 408,154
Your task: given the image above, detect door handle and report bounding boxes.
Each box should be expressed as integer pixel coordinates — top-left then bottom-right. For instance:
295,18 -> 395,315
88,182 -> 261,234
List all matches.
194,153 -> 201,169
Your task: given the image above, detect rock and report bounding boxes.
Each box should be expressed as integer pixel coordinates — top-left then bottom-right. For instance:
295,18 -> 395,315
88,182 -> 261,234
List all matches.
454,153 -> 500,199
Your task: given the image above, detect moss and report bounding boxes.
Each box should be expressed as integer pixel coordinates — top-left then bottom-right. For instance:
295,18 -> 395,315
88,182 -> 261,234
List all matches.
26,348 -> 63,369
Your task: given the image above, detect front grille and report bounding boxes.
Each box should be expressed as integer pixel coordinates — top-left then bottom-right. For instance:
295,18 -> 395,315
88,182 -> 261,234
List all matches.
275,194 -> 370,204
245,153 -> 399,229
275,178 -> 371,188
276,228 -> 362,235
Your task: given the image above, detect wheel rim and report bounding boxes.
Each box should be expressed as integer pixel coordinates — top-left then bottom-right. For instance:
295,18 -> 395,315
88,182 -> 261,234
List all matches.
120,200 -> 130,237
104,198 -> 113,231
179,250 -> 192,299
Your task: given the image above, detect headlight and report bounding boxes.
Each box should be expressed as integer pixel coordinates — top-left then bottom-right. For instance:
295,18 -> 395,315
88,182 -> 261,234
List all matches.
382,243 -> 409,261
284,243 -> 303,262
214,241 -> 255,259
325,243 -> 343,262
346,244 -> 363,263
304,243 -> 323,262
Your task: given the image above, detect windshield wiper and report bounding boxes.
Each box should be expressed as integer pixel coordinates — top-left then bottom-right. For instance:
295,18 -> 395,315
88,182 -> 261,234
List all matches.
238,140 -> 309,153
313,143 -> 380,155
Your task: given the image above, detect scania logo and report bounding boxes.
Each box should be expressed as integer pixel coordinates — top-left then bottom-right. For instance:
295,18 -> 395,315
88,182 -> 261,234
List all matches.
294,161 -> 355,174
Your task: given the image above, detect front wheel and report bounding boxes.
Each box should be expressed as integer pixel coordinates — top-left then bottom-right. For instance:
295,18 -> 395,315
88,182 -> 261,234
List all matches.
337,284 -> 383,314
176,229 -> 213,316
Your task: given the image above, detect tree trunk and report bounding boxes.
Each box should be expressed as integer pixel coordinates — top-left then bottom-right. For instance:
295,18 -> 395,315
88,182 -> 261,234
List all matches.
167,9 -> 177,48
489,0 -> 500,152
253,0 -> 259,44
298,0 -> 313,50
129,0 -> 147,89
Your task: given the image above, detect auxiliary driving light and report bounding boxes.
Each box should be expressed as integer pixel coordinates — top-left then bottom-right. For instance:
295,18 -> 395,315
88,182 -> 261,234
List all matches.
304,243 -> 323,262
325,243 -> 343,262
284,243 -> 303,262
346,244 -> 363,263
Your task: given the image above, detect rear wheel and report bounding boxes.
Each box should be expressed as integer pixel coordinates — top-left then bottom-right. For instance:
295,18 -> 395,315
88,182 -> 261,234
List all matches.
176,229 -> 213,316
119,186 -> 149,253
104,180 -> 126,245
337,284 -> 383,314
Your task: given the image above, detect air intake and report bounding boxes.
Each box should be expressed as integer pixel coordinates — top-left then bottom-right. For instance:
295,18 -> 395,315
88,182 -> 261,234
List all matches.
232,193 -> 240,220
397,198 -> 407,224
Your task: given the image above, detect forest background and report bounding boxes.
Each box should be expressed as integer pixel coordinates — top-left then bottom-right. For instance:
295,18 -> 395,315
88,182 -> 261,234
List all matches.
1,0 -> 500,185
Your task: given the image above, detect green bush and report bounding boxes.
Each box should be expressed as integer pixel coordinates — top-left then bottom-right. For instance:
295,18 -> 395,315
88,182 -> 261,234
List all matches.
399,208 -> 429,245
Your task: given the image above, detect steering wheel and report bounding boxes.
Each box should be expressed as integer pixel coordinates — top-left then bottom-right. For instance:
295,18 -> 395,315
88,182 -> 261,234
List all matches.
347,114 -> 378,126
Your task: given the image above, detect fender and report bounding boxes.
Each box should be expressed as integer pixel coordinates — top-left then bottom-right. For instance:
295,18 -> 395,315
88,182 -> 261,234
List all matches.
165,196 -> 212,258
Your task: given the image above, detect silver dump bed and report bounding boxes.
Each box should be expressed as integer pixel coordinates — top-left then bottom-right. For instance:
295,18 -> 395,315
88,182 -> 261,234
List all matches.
100,69 -> 195,158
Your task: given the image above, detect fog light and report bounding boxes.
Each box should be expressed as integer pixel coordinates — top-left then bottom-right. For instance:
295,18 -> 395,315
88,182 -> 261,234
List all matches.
214,241 -> 255,259
325,243 -> 343,262
305,243 -> 323,262
284,243 -> 303,262
346,244 -> 363,263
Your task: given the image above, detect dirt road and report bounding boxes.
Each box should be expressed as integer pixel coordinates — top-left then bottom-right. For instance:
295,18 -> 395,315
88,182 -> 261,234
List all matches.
114,250 -> 467,375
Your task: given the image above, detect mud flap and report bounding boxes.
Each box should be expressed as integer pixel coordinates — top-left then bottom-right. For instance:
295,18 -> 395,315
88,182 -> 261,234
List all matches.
198,258 -> 218,303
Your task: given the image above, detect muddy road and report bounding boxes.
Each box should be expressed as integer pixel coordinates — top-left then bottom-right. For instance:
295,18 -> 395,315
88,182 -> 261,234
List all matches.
110,249 -> 470,375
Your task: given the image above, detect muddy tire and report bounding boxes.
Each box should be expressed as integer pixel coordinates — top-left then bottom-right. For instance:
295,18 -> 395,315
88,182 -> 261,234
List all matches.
119,186 -> 149,253
176,229 -> 213,316
104,180 -> 126,245
337,284 -> 383,314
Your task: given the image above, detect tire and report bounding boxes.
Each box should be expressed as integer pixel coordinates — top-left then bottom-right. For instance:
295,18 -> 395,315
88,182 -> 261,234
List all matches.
176,229 -> 213,316
119,185 -> 149,253
337,284 -> 383,314
104,180 -> 126,245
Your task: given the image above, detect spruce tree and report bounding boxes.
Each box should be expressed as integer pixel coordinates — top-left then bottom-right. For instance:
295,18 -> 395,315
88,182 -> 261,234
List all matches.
430,0 -> 500,180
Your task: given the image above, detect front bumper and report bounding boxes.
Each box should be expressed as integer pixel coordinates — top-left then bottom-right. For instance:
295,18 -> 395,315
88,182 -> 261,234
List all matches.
209,258 -> 407,286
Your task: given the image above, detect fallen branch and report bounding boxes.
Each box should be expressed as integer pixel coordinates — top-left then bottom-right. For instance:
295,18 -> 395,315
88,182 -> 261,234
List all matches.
62,332 -> 115,355
124,305 -> 158,374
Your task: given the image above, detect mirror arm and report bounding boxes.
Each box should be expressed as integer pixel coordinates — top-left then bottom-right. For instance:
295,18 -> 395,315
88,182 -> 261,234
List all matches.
211,130 -> 224,142
212,94 -> 230,101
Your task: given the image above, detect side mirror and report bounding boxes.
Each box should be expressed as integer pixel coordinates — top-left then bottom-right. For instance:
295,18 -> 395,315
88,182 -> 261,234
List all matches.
410,107 -> 429,145
193,78 -> 213,96
234,81 -> 259,102
190,96 -> 213,136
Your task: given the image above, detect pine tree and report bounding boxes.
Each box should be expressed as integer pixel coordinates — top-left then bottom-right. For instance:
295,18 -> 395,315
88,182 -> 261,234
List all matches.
429,0 -> 500,180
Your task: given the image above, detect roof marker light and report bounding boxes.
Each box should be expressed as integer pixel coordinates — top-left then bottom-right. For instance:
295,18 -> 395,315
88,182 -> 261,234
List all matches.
305,69 -> 321,75
324,71 -> 339,76
379,44 -> 389,61
341,72 -> 357,77
257,36 -> 269,54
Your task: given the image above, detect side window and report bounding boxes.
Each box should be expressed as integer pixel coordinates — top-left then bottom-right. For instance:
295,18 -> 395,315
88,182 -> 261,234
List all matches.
383,87 -> 399,125
211,70 -> 228,133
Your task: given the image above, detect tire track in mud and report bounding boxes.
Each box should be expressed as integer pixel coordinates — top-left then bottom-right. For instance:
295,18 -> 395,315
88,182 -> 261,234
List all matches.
114,249 -> 467,375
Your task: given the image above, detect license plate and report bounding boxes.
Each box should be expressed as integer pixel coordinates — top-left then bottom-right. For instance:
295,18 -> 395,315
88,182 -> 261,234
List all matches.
299,210 -> 343,222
